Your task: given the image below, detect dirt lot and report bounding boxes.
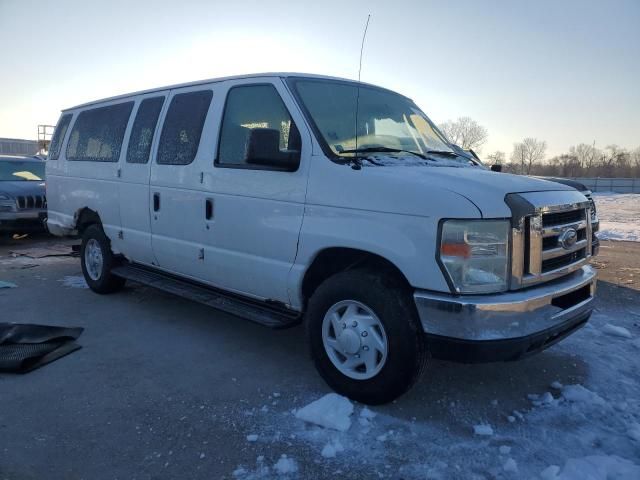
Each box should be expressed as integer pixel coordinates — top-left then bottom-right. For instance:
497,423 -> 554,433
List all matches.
1,235 -> 639,479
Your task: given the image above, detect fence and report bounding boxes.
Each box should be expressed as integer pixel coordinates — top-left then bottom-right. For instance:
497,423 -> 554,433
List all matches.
567,177 -> 640,193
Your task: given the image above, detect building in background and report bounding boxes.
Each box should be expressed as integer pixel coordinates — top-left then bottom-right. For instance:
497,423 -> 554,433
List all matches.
0,137 -> 39,156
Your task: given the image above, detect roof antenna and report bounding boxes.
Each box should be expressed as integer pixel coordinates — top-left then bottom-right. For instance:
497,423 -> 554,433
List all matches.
352,14 -> 371,170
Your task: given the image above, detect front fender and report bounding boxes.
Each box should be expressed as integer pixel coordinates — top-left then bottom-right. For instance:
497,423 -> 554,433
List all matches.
288,204 -> 478,309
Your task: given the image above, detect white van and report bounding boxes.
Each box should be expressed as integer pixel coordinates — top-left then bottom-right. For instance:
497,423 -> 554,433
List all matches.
46,73 -> 596,404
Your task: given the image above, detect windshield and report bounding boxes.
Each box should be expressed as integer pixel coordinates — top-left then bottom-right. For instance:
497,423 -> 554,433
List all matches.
290,78 -> 453,161
0,160 -> 46,181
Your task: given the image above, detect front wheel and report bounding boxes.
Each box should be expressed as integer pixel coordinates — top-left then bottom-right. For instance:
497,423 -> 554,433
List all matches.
80,224 -> 126,294
306,269 -> 427,405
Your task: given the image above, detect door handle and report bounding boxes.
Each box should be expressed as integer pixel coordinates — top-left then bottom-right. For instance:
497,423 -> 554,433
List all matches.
205,198 -> 214,220
153,192 -> 160,212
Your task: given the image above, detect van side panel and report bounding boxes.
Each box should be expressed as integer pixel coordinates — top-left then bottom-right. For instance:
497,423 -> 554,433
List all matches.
116,93 -> 168,265
46,113 -> 75,236
46,100 -> 135,243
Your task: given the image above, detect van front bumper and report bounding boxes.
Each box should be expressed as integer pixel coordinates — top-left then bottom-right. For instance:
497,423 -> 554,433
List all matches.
413,265 -> 596,363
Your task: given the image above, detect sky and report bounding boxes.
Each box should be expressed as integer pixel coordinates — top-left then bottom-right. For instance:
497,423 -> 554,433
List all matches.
0,0 -> 638,159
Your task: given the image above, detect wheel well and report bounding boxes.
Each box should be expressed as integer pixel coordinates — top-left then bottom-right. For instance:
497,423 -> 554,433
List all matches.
74,208 -> 101,235
301,248 -> 411,305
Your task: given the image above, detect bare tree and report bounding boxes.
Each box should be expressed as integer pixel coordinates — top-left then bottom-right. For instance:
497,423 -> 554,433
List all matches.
511,138 -> 547,174
631,146 -> 640,169
569,143 -> 599,171
486,151 -> 506,165
439,117 -> 488,152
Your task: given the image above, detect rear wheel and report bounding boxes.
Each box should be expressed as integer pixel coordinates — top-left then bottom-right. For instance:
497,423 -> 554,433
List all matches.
80,224 -> 126,294
306,269 -> 427,405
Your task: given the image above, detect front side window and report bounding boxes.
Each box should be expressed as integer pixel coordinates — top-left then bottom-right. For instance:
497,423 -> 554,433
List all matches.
157,90 -> 212,165
290,78 -> 452,162
48,113 -> 72,160
126,96 -> 165,164
0,160 -> 45,181
217,84 -> 301,170
66,102 -> 134,162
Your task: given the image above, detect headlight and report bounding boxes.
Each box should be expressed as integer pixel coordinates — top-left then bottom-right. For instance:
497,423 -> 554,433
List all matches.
438,219 -> 510,294
0,193 -> 12,200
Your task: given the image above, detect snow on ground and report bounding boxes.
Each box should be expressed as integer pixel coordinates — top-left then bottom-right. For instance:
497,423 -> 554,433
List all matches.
593,193 -> 640,242
230,306 -> 639,480
59,275 -> 89,288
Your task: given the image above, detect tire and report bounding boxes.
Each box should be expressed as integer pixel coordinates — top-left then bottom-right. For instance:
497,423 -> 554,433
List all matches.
80,224 -> 126,294
306,268 -> 427,405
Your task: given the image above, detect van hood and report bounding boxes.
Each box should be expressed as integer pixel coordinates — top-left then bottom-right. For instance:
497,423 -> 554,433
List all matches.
308,161 -> 574,219
405,167 -> 573,217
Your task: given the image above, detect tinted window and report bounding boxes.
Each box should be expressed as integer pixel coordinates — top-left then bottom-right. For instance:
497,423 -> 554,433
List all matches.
48,114 -> 72,160
217,85 -> 300,169
126,97 -> 165,164
157,90 -> 212,165
66,102 -> 134,162
0,160 -> 45,181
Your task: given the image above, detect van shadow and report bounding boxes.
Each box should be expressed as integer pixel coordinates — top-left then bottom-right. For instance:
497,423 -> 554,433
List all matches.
115,279 -> 634,429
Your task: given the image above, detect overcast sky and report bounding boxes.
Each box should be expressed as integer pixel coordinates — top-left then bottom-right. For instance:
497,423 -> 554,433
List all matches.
0,0 -> 638,158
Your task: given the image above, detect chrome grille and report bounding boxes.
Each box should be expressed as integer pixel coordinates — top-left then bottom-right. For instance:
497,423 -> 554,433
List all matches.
16,195 -> 47,210
507,190 -> 592,289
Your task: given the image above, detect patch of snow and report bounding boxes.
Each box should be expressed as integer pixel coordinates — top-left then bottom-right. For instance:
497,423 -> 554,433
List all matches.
560,384 -> 606,406
540,465 -> 561,479
273,454 -> 297,474
550,381 -> 563,390
628,423 -> 640,442
246,434 -> 258,442
593,193 -> 640,242
530,391 -> 558,407
232,466 -> 247,477
473,424 -> 493,436
321,439 -> 344,458
499,445 -> 511,455
503,458 -> 518,473
360,407 -> 377,419
294,393 -> 353,432
59,275 -> 88,288
602,323 -> 633,339
553,454 -> 640,480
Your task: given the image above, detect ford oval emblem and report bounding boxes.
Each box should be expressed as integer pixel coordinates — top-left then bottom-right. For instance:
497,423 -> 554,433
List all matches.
558,228 -> 578,250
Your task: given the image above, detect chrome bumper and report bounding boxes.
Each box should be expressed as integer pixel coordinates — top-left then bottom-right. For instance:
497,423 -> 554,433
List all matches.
414,265 -> 596,341
0,209 -> 45,221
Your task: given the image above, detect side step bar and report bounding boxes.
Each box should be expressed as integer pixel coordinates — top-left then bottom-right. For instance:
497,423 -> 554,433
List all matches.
111,263 -> 301,329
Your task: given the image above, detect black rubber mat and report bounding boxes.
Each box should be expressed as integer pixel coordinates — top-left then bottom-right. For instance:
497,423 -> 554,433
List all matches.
0,323 -> 83,373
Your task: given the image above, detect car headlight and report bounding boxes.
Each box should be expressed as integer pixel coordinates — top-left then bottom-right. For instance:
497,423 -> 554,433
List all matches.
438,219 -> 510,294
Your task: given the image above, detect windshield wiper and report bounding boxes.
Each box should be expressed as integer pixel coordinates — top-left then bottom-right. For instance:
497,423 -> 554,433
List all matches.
424,150 -> 460,158
339,147 -> 432,161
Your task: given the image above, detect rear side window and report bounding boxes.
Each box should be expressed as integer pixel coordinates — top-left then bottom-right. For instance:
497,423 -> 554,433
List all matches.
157,90 -> 212,165
126,97 -> 165,164
48,113 -> 72,160
66,102 -> 134,162
217,84 -> 301,169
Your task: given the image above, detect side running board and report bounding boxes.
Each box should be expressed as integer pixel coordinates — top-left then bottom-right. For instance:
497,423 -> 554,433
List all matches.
111,263 -> 301,329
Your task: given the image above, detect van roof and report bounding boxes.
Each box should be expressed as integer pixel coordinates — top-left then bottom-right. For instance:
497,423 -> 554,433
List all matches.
63,72 -> 410,112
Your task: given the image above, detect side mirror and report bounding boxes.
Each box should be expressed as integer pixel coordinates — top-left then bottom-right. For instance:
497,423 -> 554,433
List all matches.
490,164 -> 503,172
246,128 -> 299,171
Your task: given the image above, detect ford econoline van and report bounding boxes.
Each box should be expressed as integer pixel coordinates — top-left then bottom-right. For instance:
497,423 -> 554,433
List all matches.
46,73 -> 596,404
